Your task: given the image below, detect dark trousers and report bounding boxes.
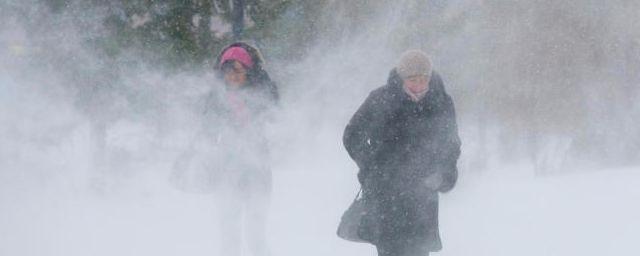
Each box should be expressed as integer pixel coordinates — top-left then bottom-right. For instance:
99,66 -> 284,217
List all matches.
376,241 -> 430,256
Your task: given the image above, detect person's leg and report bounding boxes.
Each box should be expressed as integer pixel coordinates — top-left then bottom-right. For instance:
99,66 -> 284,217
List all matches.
376,247 -> 430,256
376,244 -> 394,256
376,238 -> 430,256
376,237 -> 405,256
403,245 -> 430,256
216,188 -> 244,256
244,170 -> 272,256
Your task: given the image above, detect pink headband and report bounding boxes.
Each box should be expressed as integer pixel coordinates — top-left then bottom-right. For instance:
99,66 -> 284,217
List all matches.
219,46 -> 254,68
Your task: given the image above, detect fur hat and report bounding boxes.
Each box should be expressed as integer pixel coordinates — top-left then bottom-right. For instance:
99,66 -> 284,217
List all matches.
396,50 -> 433,79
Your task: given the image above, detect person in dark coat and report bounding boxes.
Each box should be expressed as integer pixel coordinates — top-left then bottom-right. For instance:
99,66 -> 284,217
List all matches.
343,50 -> 461,256
206,42 -> 278,256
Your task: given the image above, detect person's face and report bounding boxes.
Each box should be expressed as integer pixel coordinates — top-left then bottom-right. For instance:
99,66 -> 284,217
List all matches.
402,74 -> 430,94
223,61 -> 248,88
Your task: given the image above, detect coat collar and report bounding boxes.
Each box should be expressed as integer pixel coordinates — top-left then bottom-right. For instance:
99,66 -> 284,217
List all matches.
386,69 -> 446,107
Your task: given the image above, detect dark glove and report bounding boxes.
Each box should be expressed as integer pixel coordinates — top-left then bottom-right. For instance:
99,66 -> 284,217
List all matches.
423,172 -> 444,191
424,164 -> 458,193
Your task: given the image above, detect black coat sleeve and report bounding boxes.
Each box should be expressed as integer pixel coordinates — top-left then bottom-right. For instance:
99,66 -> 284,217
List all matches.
343,91 -> 382,185
435,94 -> 461,193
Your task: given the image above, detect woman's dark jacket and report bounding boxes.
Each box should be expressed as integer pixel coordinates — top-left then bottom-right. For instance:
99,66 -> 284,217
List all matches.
343,69 -> 461,251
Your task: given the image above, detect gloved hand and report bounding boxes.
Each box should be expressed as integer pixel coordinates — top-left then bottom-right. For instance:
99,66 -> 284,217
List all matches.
423,172 -> 443,191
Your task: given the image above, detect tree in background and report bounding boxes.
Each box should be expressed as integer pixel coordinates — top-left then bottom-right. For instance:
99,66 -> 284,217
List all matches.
97,0 -> 292,68
462,0 -> 640,171
38,0 -> 296,69
7,0 -> 639,173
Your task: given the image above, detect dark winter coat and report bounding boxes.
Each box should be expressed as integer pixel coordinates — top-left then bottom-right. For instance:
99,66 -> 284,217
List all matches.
343,69 -> 461,251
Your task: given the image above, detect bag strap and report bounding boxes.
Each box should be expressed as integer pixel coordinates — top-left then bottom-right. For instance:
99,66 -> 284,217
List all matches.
353,188 -> 363,201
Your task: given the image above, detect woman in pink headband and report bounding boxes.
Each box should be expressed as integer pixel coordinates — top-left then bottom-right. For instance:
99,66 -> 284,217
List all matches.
212,42 -> 278,256
172,42 -> 279,256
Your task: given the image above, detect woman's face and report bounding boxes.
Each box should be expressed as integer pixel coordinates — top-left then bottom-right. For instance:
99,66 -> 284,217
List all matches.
223,61 -> 248,88
402,74 -> 430,94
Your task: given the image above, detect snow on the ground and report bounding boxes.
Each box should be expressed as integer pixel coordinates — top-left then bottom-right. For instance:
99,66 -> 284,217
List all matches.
1,139 -> 639,256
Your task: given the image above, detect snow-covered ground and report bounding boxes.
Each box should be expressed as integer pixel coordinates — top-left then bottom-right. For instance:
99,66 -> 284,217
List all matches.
1,127 -> 638,256
1,79 -> 639,255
